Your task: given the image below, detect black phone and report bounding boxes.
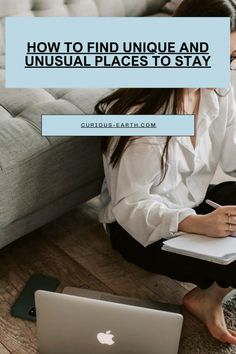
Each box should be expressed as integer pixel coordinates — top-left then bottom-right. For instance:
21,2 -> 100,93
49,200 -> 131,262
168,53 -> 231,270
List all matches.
11,273 -> 60,321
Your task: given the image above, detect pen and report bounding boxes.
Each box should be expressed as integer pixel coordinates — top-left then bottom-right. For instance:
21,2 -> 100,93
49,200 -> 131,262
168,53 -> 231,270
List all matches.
205,199 -> 221,209
205,199 -> 236,237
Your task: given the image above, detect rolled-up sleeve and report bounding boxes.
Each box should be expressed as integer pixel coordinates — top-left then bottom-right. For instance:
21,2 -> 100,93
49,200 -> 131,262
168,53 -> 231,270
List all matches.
111,142 -> 196,247
220,87 -> 236,177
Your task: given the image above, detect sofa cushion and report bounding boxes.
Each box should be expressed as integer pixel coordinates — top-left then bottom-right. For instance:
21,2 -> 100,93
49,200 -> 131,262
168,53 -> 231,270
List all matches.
0,0 -> 169,79
0,135 -> 104,227
0,0 -> 167,18
0,87 -> 112,226
0,0 -> 168,17
0,87 -> 111,169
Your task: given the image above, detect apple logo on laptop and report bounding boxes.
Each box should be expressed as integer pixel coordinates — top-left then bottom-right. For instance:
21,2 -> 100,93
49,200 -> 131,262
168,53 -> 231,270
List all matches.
97,330 -> 115,346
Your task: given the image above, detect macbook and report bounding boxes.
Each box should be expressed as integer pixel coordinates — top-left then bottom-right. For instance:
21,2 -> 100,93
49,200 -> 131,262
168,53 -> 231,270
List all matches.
35,287 -> 183,354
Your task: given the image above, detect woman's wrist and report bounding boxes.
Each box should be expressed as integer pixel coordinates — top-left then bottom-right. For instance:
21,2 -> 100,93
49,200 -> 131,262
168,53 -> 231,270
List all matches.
178,214 -> 206,235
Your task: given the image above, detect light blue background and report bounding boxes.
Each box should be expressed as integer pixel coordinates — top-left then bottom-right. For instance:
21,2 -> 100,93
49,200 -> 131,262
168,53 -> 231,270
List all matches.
6,17 -> 230,88
42,114 -> 194,136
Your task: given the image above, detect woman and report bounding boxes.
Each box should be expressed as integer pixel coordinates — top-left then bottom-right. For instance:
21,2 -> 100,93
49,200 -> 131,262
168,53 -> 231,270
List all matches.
95,0 -> 236,345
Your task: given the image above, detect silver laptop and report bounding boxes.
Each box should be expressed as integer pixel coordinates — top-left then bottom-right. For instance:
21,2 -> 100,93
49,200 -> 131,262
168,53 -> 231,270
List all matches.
35,287 -> 183,354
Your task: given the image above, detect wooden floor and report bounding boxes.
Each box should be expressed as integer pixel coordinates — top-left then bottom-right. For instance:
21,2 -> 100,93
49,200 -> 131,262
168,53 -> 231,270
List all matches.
0,198 -> 196,354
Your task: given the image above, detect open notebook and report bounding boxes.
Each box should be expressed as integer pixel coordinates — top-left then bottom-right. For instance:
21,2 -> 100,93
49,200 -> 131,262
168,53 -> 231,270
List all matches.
162,233 -> 236,265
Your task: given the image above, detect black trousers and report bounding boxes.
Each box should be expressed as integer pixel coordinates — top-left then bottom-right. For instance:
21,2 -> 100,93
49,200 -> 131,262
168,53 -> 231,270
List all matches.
107,181 -> 236,289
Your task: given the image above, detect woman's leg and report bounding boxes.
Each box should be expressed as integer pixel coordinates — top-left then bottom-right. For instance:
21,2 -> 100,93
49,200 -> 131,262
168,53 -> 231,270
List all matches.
107,181 -> 236,343
194,181 -> 236,214
185,181 -> 236,343
108,221 -> 236,343
183,284 -> 236,343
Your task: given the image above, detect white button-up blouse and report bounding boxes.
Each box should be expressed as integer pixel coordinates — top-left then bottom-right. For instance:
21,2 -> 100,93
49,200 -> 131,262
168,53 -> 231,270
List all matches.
98,88 -> 236,247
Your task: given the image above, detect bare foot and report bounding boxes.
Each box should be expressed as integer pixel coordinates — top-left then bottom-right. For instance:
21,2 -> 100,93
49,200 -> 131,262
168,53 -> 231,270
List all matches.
183,287 -> 236,344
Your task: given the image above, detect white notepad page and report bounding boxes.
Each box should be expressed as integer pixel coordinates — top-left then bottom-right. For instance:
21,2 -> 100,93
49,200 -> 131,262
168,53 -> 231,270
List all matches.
163,234 -> 236,259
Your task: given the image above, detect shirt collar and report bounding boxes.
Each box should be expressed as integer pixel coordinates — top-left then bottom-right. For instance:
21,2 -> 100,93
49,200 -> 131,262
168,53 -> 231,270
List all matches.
175,89 -> 220,154
200,88 -> 220,121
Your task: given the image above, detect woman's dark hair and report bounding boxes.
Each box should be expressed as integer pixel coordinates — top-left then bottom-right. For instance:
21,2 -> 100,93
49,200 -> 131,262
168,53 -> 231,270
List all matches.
95,0 -> 236,183
175,0 -> 236,31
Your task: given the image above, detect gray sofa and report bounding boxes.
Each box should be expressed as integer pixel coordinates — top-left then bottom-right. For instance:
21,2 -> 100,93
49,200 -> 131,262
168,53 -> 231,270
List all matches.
0,0 -> 170,248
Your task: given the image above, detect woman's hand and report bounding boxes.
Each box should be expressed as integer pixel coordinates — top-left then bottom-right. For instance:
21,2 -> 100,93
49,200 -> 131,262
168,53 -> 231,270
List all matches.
179,206 -> 236,237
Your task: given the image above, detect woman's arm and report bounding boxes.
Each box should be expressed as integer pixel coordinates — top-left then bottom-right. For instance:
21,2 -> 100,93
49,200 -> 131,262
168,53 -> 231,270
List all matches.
179,206 -> 236,237
109,140 -> 196,247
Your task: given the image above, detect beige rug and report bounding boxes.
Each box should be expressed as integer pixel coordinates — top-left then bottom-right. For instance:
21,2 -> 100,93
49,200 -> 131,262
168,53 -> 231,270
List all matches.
179,293 -> 236,354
